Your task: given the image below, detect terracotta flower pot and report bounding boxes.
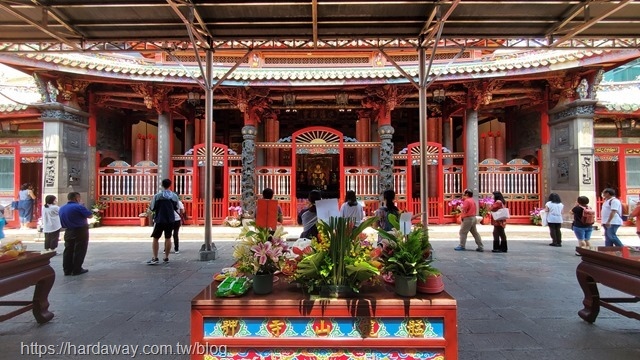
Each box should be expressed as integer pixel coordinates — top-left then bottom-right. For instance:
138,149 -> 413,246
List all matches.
139,217 -> 148,227
417,274 -> 445,294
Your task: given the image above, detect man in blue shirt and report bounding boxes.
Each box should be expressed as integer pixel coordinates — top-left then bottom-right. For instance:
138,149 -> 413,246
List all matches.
147,179 -> 179,265
59,192 -> 94,276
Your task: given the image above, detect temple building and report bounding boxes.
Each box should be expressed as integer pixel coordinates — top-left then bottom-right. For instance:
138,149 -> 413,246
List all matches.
1,48 -> 639,227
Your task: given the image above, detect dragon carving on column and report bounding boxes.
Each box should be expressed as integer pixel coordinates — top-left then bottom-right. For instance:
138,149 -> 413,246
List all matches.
223,88 -> 272,217
362,85 -> 410,194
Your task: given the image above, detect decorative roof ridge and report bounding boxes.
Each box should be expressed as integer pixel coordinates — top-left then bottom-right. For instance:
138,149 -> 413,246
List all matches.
0,103 -> 28,112
18,48 -> 617,75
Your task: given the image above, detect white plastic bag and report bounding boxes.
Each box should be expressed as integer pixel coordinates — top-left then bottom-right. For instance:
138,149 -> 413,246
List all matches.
540,209 -> 548,226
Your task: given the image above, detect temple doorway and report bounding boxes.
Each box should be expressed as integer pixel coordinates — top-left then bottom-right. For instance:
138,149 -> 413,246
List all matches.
295,154 -> 340,199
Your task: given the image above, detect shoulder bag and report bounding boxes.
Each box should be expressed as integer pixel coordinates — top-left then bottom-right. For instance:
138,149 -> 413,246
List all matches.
491,207 -> 510,221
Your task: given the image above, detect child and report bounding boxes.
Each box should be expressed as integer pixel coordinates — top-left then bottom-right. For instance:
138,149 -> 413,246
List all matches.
42,195 -> 62,253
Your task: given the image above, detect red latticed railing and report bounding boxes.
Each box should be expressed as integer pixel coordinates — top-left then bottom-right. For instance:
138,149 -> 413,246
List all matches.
98,165 -> 159,225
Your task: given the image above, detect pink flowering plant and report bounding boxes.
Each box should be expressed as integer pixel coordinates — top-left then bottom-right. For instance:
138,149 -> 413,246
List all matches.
224,205 -> 243,227
448,198 -> 463,215
530,207 -> 544,225
233,223 -> 289,275
478,196 -> 495,217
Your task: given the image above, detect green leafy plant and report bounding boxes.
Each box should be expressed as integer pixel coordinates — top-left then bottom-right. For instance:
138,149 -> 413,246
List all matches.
377,215 -> 435,282
293,216 -> 380,293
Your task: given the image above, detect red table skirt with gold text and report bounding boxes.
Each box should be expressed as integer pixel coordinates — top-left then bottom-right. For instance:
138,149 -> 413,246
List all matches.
191,278 -> 458,360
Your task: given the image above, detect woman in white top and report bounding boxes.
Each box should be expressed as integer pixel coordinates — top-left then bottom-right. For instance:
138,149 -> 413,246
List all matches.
545,193 -> 564,247
339,190 -> 364,226
172,197 -> 185,254
42,195 -> 62,252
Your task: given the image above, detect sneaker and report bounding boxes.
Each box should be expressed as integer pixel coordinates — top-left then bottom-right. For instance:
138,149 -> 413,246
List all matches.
147,258 -> 159,265
476,248 -> 484,252
454,246 -> 466,251
163,258 -> 169,263
174,250 -> 180,254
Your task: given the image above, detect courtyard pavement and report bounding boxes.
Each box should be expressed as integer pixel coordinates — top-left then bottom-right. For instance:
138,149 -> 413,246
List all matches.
1,223 -> 639,360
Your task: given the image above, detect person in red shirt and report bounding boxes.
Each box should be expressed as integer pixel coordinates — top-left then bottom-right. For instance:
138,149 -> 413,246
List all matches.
630,195 -> 640,239
454,189 -> 484,252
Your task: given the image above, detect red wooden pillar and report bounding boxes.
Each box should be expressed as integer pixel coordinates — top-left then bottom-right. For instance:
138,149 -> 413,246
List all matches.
145,136 -> 156,163
356,112 -> 370,166
495,131 -> 505,163
133,137 -> 145,165
485,132 -> 495,159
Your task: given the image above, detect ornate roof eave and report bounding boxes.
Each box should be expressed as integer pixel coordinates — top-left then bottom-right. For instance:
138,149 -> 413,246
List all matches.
0,49 -> 637,88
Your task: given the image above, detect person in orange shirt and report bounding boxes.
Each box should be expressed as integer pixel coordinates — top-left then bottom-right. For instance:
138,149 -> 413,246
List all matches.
630,195 -> 640,239
454,189 -> 484,252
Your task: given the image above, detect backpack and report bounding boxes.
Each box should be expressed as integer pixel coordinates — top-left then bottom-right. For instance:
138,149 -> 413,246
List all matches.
580,206 -> 595,226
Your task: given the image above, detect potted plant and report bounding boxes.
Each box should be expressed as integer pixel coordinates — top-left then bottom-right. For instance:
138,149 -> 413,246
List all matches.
479,196 -> 494,224
448,198 -> 463,224
233,223 -> 289,295
530,207 -> 543,226
89,202 -> 108,227
417,267 -> 444,294
377,216 -> 436,297
293,216 -> 380,297
224,206 -> 243,227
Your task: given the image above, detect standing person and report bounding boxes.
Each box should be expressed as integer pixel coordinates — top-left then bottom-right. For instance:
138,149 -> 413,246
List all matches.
59,192 -> 93,276
17,183 -> 36,229
340,190 -> 364,226
297,190 -> 321,239
600,188 -> 624,247
147,179 -> 179,265
262,187 -> 283,224
545,193 -> 564,247
0,205 -> 5,244
454,189 -> 484,252
172,194 -> 185,254
490,191 -> 508,253
42,195 -> 62,253
571,196 -> 594,255
374,189 -> 400,231
630,195 -> 640,239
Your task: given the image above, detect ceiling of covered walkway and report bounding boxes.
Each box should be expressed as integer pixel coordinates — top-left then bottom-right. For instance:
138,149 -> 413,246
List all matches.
1,1 -> 640,52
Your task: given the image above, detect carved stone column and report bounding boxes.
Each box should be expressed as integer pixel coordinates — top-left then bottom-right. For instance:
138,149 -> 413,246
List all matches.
545,71 -> 602,218
465,108 -> 480,204
241,125 -> 258,217
378,124 -> 395,195
42,104 -> 91,205
157,112 -> 171,180
547,100 -> 597,219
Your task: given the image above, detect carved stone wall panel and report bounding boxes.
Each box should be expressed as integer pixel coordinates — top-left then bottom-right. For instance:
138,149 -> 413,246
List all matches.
44,157 -> 56,188
550,149 -> 580,191
62,125 -> 87,154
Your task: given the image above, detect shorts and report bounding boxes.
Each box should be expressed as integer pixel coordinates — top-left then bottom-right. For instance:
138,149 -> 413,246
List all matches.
151,222 -> 174,239
572,225 -> 593,241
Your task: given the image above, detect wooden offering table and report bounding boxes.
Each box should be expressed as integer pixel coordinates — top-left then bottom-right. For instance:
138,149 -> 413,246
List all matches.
191,278 -> 458,360
0,251 -> 56,323
576,246 -> 640,323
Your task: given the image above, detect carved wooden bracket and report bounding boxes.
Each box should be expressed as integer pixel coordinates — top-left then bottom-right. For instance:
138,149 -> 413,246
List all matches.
362,85 -> 411,125
221,88 -> 271,126
465,79 -> 504,110
131,84 -> 171,114
56,76 -> 90,102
